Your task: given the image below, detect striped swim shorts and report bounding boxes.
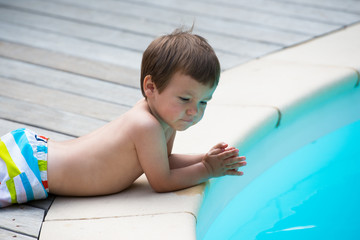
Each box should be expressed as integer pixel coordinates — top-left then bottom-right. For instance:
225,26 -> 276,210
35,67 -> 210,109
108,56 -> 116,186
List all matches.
0,128 -> 49,208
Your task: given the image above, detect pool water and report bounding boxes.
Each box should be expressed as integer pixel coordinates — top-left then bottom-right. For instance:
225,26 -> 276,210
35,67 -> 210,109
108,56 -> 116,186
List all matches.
197,87 -> 360,240
199,119 -> 360,240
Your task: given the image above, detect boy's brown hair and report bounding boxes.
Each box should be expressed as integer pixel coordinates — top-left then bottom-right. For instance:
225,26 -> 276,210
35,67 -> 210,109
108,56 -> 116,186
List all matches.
140,28 -> 220,97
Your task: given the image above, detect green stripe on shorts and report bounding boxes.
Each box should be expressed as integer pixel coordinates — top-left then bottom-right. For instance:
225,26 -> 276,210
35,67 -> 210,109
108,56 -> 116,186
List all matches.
6,179 -> 17,204
38,160 -> 47,172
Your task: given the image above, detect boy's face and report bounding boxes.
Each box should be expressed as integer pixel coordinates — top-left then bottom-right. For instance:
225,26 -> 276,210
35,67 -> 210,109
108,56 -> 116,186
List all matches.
148,72 -> 216,131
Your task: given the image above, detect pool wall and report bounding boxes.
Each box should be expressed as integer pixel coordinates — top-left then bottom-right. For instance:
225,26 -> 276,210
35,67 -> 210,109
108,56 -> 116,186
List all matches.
173,23 -> 360,239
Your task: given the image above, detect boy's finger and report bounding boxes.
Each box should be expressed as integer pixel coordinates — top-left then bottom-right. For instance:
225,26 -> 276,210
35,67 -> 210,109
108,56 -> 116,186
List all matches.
208,147 -> 225,155
225,147 -> 241,153
219,148 -> 239,158
224,156 -> 246,165
225,161 -> 246,171
226,169 -> 244,176
232,161 -> 247,168
225,147 -> 236,151
211,142 -> 228,150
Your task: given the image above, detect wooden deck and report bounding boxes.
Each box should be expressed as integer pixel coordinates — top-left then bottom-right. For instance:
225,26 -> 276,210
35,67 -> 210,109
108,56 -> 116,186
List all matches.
1,0 -> 359,239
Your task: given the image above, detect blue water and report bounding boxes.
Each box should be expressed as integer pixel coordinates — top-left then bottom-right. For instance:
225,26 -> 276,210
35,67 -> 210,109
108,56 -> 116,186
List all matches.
200,119 -> 360,239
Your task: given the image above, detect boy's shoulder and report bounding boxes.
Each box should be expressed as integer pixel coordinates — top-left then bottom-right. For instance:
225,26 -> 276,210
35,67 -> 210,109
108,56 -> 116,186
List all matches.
125,100 -> 169,148
128,99 -> 163,134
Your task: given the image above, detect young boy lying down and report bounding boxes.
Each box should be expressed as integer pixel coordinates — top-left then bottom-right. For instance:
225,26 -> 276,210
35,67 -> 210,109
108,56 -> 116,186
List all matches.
0,28 -> 246,207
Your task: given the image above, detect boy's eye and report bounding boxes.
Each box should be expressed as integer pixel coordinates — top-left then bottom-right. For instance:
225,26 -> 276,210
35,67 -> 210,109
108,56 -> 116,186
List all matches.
179,97 -> 190,102
200,101 -> 208,106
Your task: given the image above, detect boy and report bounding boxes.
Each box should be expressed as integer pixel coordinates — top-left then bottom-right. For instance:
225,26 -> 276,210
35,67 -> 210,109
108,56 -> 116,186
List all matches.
0,29 -> 246,207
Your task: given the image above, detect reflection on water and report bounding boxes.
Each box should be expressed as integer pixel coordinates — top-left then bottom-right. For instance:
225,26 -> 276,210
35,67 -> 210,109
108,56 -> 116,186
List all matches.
235,120 -> 360,240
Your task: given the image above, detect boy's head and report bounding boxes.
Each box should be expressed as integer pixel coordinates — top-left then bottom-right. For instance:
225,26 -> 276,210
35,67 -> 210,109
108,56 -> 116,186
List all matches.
140,28 -> 220,97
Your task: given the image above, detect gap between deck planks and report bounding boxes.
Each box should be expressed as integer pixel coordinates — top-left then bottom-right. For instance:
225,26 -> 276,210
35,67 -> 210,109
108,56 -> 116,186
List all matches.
0,96 -> 107,137
0,194 -> 54,240
0,55 -> 142,107
0,77 -> 129,121
0,0 -> 312,69
0,205 -> 45,240
0,230 -> 38,240
0,6 -> 282,59
0,41 -> 140,88
0,55 -> 143,137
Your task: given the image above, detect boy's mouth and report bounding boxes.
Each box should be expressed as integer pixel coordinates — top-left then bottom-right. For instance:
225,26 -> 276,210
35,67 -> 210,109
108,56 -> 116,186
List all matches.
182,119 -> 193,123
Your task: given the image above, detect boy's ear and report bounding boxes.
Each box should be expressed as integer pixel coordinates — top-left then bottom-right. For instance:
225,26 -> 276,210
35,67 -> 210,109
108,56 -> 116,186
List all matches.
143,75 -> 157,97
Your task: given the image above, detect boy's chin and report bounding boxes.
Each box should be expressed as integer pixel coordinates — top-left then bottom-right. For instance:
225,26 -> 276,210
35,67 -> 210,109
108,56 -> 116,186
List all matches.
176,124 -> 194,131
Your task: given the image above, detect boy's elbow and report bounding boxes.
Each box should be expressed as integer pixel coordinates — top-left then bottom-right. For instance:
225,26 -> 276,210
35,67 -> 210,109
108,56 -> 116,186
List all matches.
147,174 -> 183,193
149,179 -> 175,193
153,188 -> 167,193
151,184 -> 171,193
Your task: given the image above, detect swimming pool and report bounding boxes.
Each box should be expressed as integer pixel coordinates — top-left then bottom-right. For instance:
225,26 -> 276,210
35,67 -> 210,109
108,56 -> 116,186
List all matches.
197,86 -> 360,239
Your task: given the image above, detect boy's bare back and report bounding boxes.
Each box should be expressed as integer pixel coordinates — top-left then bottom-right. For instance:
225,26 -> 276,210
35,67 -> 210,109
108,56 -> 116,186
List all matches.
47,100 -> 158,196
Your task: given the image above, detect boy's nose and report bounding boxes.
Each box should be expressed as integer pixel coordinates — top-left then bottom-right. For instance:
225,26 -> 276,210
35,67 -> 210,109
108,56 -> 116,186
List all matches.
186,105 -> 198,116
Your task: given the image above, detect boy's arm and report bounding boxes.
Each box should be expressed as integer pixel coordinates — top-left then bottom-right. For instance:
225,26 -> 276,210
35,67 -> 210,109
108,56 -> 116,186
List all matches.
166,131 -> 205,169
135,121 -> 245,192
168,153 -> 205,169
135,122 -> 208,192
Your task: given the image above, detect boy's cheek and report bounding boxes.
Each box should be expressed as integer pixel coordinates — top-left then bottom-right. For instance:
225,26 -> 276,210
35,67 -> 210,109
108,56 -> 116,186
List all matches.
193,114 -> 204,125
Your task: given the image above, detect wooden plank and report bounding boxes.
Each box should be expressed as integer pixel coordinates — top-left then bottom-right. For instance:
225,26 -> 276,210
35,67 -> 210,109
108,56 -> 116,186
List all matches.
0,42 -> 140,88
26,195 -> 56,213
0,25 -> 268,72
0,229 -> 36,240
193,18 -> 310,47
0,0 -> 301,69
0,0 -> 173,37
0,77 -> 129,121
204,0 -> 360,25
0,119 -> 73,141
0,96 -> 107,137
49,0 -> 311,46
0,0 -> 296,62
106,0 -> 340,35
0,7 -> 153,53
0,21 -> 142,70
271,0 -> 360,14
0,6 -> 282,58
0,1 -> 288,69
0,3 -> 249,70
0,56 -> 142,105
0,205 -> 44,238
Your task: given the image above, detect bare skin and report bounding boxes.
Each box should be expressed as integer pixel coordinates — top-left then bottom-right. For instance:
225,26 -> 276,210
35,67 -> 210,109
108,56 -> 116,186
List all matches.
47,72 -> 246,196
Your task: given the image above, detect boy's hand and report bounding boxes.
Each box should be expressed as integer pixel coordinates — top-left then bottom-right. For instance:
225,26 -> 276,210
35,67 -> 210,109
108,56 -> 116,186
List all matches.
202,142 -> 246,178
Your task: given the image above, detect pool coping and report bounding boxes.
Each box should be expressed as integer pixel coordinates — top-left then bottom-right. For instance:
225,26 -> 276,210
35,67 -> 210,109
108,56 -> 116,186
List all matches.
39,23 -> 360,240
